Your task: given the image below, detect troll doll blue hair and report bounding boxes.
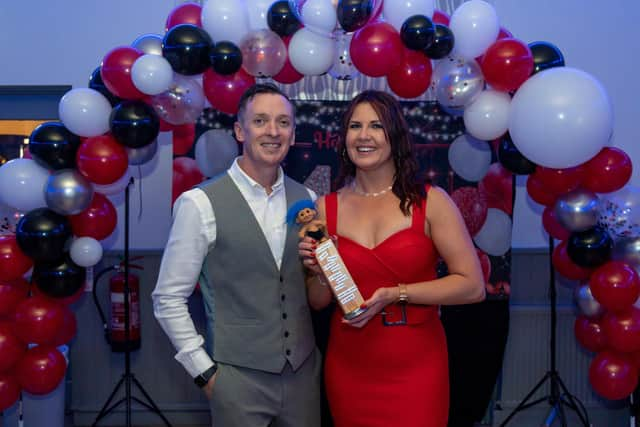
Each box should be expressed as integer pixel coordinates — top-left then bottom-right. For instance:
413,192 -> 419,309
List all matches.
286,199 -> 316,225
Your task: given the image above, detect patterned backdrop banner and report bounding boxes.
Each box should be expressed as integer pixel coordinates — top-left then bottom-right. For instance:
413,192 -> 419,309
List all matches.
196,100 -> 512,300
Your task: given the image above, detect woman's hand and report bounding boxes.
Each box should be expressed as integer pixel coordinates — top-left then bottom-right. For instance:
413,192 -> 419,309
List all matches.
342,286 -> 398,328
203,372 -> 218,399
298,236 -> 322,275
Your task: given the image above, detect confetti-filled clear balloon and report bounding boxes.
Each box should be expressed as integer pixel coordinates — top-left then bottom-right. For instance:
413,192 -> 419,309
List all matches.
433,57 -> 485,112
598,186 -> 640,239
240,29 -> 288,77
150,75 -> 205,125
328,30 -> 360,80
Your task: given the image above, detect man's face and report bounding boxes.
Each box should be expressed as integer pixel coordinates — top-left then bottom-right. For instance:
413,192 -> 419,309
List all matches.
297,207 -> 316,224
234,93 -> 295,170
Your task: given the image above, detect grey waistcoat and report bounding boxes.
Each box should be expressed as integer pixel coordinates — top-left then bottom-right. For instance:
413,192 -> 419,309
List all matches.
198,173 -> 315,373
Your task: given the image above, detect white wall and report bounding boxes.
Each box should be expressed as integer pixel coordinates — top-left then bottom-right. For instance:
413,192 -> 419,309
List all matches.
0,0 -> 638,249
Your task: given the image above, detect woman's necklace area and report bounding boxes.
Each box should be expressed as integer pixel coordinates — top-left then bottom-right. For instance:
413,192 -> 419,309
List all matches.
350,182 -> 393,197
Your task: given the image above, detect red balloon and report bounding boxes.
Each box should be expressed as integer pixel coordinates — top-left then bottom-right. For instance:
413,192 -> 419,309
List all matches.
173,123 -> 196,156
203,68 -> 256,115
0,235 -> 33,282
101,46 -> 145,100
532,165 -> 584,195
350,22 -> 403,77
69,193 -> 117,241
0,372 -> 20,411
172,157 -> 205,204
450,187 -> 488,237
431,10 -> 450,26
76,134 -> 129,185
478,163 -> 513,216
552,240 -> 593,281
480,38 -> 533,92
590,261 -> 640,312
166,2 -> 202,31
0,278 -> 29,317
273,35 -> 304,84
589,351 -> 638,400
51,306 -> 77,346
387,48 -> 432,99
497,27 -> 513,40
13,296 -> 66,346
526,174 -> 558,207
542,206 -> 570,241
582,147 -> 632,194
603,307 -> 640,353
16,345 -> 67,395
574,315 -> 607,353
0,321 -> 27,371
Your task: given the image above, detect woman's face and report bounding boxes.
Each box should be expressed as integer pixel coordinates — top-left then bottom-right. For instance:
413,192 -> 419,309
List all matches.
345,102 -> 393,172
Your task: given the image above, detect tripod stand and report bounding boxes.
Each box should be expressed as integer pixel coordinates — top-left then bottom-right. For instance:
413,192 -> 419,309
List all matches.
92,177 -> 172,427
499,236 -> 590,427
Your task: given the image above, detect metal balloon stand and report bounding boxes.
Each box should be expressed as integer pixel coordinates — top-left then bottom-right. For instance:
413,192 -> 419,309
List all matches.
499,236 -> 590,427
92,177 -> 171,427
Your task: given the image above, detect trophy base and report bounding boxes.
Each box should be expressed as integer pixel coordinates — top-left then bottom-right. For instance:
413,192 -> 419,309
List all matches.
343,306 -> 367,320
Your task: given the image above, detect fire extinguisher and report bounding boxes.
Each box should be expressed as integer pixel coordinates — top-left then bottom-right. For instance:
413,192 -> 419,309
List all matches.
93,261 -> 143,352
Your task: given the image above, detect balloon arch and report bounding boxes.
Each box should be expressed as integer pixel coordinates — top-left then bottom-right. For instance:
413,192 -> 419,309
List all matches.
0,0 -> 638,409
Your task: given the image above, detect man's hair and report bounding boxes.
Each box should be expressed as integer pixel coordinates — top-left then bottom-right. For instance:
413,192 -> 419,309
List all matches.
236,83 -> 296,123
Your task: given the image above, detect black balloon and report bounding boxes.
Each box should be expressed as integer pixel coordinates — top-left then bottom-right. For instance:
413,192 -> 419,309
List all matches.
567,226 -> 613,268
337,0 -> 373,33
401,14 -> 435,51
497,134 -> 536,175
16,208 -> 72,264
424,24 -> 454,60
110,101 -> 160,149
29,122 -> 81,170
267,0 -> 301,37
162,24 -> 213,75
33,255 -> 86,298
89,66 -> 122,106
529,41 -> 565,75
210,41 -> 243,75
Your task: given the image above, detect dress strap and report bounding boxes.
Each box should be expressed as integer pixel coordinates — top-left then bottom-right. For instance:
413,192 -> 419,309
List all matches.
325,192 -> 338,236
411,184 -> 431,231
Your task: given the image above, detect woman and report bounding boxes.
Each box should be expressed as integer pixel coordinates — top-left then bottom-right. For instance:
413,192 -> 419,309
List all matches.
299,90 -> 485,427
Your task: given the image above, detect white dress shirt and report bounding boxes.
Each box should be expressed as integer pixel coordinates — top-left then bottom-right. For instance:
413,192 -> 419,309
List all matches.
152,158 -> 316,377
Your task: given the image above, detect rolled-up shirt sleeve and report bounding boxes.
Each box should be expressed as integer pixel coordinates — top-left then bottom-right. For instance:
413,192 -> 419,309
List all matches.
152,188 -> 216,377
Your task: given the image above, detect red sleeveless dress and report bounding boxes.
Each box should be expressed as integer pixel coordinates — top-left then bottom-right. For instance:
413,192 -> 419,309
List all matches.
324,187 -> 449,427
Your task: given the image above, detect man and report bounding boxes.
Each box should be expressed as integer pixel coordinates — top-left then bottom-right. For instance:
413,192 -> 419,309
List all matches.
152,83 -> 320,427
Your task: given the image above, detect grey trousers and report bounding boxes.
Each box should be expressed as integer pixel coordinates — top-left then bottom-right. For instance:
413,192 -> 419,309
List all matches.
210,349 -> 321,427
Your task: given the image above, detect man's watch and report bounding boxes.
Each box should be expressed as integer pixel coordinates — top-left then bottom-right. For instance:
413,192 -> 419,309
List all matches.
194,364 -> 217,388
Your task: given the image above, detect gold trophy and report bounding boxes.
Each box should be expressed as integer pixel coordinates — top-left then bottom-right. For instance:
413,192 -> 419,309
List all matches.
291,200 -> 367,319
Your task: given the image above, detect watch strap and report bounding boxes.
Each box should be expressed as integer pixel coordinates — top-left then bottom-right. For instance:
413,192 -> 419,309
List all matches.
194,364 -> 217,388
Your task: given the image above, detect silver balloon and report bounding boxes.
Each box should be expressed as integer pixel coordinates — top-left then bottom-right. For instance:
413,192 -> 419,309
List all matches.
597,185 -> 640,239
126,140 -> 158,165
328,30 -> 360,80
554,189 -> 600,232
433,57 -> 485,111
45,169 -> 94,215
573,282 -> 605,319
132,33 -> 163,56
150,74 -> 205,125
612,235 -> 640,271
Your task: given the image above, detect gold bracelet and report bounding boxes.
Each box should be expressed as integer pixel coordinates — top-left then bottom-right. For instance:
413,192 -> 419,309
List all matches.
397,284 -> 409,304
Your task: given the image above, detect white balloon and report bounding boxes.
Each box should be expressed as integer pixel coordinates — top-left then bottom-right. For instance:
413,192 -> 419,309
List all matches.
463,90 -> 511,141
131,54 -> 174,95
202,0 -> 250,45
473,208 -> 512,256
449,0 -> 499,59
195,129 -> 239,177
508,67 -> 613,169
448,134 -> 492,182
301,0 -> 337,35
0,159 -> 49,212
70,237 -> 103,267
288,28 -> 336,75
246,0 -> 271,30
383,0 -> 436,32
58,88 -> 112,137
